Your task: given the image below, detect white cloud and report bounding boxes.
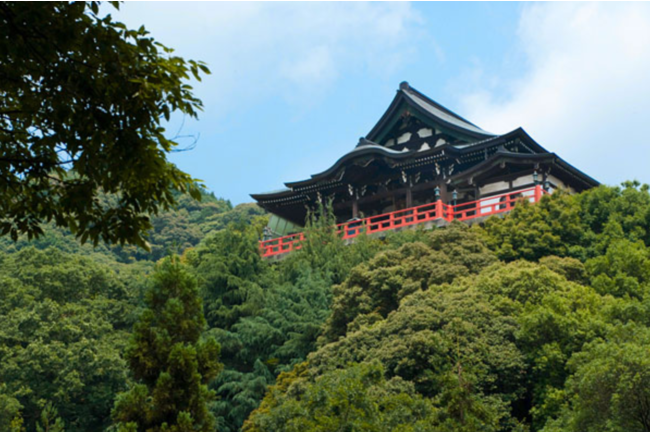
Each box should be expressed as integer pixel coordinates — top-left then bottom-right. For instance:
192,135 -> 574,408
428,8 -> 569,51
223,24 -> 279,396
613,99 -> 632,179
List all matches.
459,3 -> 650,186
280,45 -> 336,87
113,2 -> 423,112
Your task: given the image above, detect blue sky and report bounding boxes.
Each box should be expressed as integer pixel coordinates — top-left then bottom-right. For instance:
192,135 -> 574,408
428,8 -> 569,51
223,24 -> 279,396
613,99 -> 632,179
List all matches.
113,2 -> 650,204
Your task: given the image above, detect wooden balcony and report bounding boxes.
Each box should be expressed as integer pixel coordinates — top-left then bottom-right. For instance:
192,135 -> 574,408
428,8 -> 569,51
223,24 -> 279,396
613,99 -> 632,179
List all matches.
259,185 -> 545,258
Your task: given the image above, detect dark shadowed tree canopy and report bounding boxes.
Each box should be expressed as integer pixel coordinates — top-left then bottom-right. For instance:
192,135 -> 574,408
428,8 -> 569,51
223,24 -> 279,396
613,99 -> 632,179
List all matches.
0,1 -> 209,248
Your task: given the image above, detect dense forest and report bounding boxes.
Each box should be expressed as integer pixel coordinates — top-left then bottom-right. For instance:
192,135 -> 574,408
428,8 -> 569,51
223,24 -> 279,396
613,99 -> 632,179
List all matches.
2,182 -> 650,432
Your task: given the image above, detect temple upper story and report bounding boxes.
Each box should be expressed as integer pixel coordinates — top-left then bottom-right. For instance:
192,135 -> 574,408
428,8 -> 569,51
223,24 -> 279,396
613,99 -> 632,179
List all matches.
251,82 -> 598,254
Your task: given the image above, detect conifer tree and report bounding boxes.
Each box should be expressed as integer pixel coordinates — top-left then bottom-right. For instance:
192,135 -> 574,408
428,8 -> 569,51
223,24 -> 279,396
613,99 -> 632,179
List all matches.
36,403 -> 65,432
112,257 -> 222,432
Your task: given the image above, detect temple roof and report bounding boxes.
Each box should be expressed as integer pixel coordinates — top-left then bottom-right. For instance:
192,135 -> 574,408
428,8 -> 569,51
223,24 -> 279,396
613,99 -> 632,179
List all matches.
447,149 -> 599,190
364,81 -> 496,145
251,127 -> 551,201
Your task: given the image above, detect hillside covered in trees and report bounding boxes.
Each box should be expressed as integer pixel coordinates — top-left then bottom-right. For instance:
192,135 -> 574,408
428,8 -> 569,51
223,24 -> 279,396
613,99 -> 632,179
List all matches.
2,182 -> 650,432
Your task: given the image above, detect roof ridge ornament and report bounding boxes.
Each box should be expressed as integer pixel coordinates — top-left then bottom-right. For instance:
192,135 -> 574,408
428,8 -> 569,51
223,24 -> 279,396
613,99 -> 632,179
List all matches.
358,137 -> 375,147
399,81 -> 410,91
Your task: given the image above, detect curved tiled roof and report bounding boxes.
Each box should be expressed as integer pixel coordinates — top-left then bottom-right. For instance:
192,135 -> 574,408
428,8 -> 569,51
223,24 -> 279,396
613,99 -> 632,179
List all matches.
251,129 -> 543,200
364,82 -> 495,144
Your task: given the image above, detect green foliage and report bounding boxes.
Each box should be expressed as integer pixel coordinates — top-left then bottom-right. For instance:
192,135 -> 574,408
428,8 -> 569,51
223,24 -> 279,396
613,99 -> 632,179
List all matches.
577,181 -> 650,248
0,386 -> 23,432
248,184 -> 650,432
36,402 -> 65,432
0,1 -> 210,247
280,200 -> 381,286
321,223 -> 497,343
185,219 -> 267,330
479,190 -> 585,261
585,239 -> 650,299
0,189 -> 251,265
297,200 -> 351,284
244,362 -> 440,432
5,181 -> 650,432
182,220 -> 270,430
309,274 -> 525,431
205,264 -> 334,431
185,200 -> 401,432
201,203 -> 267,233
0,186 -> 263,432
0,173 -> 259,432
112,257 -> 222,432
185,217 -> 335,431
538,256 -> 587,284
480,182 -> 650,261
474,262 -> 614,428
0,248 -> 135,432
542,325 -> 650,432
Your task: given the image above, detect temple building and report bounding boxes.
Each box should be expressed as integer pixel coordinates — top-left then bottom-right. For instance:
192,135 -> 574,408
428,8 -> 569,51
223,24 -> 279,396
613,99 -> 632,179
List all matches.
252,82 -> 598,256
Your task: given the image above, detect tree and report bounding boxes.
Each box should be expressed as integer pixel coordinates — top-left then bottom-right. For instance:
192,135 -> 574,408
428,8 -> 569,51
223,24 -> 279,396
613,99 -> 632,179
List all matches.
0,247 -> 135,432
111,256 -> 222,432
478,190 -> 585,262
321,223 -> 497,343
542,325 -> 650,432
181,205 -> 387,432
0,387 -> 23,432
243,362 -> 440,432
208,266 -> 333,432
36,403 -> 65,432
479,183 -> 650,263
0,2 -> 209,248
184,219 -> 268,330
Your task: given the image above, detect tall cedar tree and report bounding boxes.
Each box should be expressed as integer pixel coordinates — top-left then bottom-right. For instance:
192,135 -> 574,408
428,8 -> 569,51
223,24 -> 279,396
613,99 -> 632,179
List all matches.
112,257 -> 222,432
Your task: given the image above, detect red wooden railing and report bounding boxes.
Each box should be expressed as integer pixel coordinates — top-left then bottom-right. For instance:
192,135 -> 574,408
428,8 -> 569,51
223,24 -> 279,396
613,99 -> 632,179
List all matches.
260,185 -> 545,258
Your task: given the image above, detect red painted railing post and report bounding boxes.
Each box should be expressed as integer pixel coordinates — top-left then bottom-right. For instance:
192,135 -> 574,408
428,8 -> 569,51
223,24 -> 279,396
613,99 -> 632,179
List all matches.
446,203 -> 454,222
534,184 -> 542,203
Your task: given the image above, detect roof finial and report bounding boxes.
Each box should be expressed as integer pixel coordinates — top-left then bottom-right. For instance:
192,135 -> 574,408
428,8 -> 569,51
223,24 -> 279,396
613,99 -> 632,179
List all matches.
399,81 -> 410,91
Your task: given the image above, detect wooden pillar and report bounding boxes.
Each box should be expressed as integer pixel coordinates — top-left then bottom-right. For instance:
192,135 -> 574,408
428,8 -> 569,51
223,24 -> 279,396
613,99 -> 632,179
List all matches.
352,200 -> 359,218
405,188 -> 413,208
437,184 -> 449,204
